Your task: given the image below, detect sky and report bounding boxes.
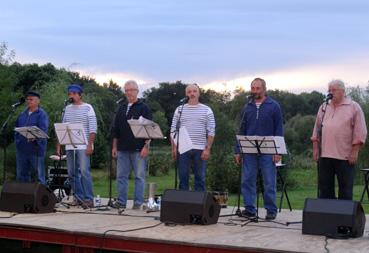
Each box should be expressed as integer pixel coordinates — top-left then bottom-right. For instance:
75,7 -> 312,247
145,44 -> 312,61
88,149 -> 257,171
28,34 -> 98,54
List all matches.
1,0 -> 369,94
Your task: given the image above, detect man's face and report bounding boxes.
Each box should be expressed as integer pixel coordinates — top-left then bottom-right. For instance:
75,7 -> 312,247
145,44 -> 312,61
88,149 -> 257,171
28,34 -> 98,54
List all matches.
186,85 -> 200,102
68,91 -> 81,103
328,84 -> 344,103
26,96 -> 39,108
124,84 -> 138,102
251,80 -> 266,99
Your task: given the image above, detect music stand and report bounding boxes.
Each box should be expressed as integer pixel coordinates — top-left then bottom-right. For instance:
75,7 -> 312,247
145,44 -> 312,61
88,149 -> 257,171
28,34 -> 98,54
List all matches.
14,126 -> 49,182
128,117 -> 164,212
127,116 -> 165,140
54,123 -> 87,206
236,135 -> 287,222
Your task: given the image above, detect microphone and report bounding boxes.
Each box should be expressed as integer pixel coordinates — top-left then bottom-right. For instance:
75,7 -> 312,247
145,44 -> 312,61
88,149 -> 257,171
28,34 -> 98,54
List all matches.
325,93 -> 333,102
64,97 -> 74,105
180,96 -> 189,103
247,93 -> 255,101
116,98 -> 124,104
11,97 -> 26,108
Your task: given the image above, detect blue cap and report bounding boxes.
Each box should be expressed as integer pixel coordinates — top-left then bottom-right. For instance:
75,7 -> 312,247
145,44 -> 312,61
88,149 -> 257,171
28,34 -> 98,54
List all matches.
26,91 -> 40,98
68,84 -> 83,93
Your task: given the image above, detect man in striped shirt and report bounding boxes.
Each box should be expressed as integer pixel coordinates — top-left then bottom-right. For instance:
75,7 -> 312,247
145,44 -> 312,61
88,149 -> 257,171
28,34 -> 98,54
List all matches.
56,84 -> 97,209
171,84 -> 215,191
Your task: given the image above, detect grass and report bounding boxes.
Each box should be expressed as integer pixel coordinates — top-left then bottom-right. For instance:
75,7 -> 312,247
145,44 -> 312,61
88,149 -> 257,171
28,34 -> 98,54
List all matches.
91,168 -> 369,213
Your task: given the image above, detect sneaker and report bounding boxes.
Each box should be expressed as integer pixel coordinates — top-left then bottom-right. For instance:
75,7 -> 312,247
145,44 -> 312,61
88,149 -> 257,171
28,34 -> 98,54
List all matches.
265,212 -> 277,220
132,204 -> 142,210
82,200 -> 94,209
241,210 -> 256,218
70,199 -> 83,206
112,201 -> 126,209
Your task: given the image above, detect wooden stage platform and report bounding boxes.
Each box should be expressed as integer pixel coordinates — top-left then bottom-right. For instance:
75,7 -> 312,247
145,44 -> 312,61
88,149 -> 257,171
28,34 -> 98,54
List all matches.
0,199 -> 368,253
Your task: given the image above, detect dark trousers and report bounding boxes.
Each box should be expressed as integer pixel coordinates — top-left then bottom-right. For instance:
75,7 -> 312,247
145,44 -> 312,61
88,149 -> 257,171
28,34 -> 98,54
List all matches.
318,157 -> 354,200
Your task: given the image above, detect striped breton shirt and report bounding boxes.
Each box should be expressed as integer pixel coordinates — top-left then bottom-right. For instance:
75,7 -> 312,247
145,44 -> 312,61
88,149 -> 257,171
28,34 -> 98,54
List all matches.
63,103 -> 97,150
171,103 -> 215,150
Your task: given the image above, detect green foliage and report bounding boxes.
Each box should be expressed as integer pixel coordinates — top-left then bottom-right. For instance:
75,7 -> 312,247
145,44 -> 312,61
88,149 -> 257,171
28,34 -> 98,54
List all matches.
147,152 -> 172,176
206,150 -> 240,193
284,114 -> 316,154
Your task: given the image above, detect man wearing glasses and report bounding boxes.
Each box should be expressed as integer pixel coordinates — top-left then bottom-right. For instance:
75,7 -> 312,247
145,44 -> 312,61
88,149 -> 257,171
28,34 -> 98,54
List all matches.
112,80 -> 152,210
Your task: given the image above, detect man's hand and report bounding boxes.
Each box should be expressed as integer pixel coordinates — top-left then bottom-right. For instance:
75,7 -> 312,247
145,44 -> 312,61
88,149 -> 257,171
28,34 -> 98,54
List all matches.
348,145 -> 360,165
86,144 -> 94,156
273,155 -> 281,163
201,148 -> 210,161
234,154 -> 241,166
312,141 -> 319,162
171,147 -> 177,161
140,146 -> 149,158
112,147 -> 118,159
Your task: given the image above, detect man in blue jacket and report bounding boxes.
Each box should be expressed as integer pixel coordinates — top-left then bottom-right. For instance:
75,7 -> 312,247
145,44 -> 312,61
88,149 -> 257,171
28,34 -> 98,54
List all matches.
15,91 -> 49,184
235,78 -> 283,220
112,80 -> 152,210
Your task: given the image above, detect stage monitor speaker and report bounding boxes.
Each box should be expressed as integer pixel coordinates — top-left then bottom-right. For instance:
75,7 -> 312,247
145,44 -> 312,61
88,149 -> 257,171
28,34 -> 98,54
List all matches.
302,198 -> 365,238
160,189 -> 221,225
0,181 -> 57,213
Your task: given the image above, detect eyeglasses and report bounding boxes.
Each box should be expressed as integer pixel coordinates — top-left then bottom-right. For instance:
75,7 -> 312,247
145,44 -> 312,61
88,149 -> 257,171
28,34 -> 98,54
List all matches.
124,89 -> 138,92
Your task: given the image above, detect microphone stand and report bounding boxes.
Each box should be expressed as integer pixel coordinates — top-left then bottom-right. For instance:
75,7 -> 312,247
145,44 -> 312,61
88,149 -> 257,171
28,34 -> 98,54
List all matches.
1,106 -> 19,183
316,98 -> 330,198
172,99 -> 187,189
234,96 -> 253,217
106,101 -> 121,208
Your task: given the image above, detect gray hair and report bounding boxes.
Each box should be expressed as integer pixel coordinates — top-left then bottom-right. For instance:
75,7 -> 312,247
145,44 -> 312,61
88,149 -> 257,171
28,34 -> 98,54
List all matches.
124,80 -> 139,90
251,77 -> 266,90
328,79 -> 345,90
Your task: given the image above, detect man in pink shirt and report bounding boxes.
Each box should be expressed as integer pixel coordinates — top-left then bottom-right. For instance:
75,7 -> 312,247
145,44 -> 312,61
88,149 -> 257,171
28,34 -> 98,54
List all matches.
311,79 -> 367,200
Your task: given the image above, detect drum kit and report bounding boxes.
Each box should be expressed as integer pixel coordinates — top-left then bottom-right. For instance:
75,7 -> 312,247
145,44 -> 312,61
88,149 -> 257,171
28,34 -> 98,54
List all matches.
47,155 -> 70,202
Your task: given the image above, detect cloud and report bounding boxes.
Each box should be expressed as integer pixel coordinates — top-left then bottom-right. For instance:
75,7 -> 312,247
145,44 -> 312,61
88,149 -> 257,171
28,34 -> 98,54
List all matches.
202,56 -> 369,94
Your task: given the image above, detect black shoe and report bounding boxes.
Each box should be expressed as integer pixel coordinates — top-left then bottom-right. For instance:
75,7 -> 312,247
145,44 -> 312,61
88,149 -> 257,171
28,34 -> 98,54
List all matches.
241,210 -> 256,218
112,201 -> 126,209
265,212 -> 277,220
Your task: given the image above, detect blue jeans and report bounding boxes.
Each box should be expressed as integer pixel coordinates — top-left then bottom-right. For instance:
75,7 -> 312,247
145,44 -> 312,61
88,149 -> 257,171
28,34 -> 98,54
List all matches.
178,149 -> 206,191
16,151 -> 46,184
241,154 -> 277,215
66,150 -> 94,201
116,151 -> 147,206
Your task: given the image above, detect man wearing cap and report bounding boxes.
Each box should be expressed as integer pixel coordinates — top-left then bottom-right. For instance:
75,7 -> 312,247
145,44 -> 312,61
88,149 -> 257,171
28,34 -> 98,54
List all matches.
56,84 -> 97,209
15,91 -> 49,184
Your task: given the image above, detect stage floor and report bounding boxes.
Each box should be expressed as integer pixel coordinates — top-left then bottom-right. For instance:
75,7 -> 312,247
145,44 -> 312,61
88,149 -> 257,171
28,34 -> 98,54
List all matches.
0,199 -> 368,253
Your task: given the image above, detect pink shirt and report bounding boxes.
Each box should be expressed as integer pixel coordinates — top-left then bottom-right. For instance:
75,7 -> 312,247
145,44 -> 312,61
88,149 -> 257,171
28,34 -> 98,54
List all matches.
311,97 -> 367,160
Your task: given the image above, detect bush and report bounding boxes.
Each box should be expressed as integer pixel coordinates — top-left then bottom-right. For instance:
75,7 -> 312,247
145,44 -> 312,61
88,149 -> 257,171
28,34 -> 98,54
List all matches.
148,152 -> 172,176
206,150 -> 240,193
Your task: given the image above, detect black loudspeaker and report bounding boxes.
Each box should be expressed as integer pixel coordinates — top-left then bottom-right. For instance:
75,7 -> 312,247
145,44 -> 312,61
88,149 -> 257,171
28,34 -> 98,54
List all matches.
302,198 -> 366,238
160,189 -> 221,225
0,181 -> 57,213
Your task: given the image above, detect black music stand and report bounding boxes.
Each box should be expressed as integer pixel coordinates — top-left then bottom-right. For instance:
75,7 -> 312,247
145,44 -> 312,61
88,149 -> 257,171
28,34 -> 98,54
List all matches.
127,117 -> 165,212
54,123 -> 87,206
236,135 -> 287,222
276,163 -> 292,212
14,126 -> 49,182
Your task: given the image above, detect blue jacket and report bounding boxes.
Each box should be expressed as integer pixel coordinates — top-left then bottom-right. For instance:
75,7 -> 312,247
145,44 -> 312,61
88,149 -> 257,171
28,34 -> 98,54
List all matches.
14,107 -> 49,156
235,96 -> 283,153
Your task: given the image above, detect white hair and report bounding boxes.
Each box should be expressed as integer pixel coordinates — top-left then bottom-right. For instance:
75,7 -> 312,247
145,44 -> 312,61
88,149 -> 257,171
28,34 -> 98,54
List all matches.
124,80 -> 139,90
328,79 -> 345,90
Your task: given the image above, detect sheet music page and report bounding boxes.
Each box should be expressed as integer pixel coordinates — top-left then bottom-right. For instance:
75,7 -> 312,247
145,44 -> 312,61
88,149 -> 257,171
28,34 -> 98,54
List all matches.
54,123 -> 87,145
171,126 -> 193,154
14,126 -> 49,139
